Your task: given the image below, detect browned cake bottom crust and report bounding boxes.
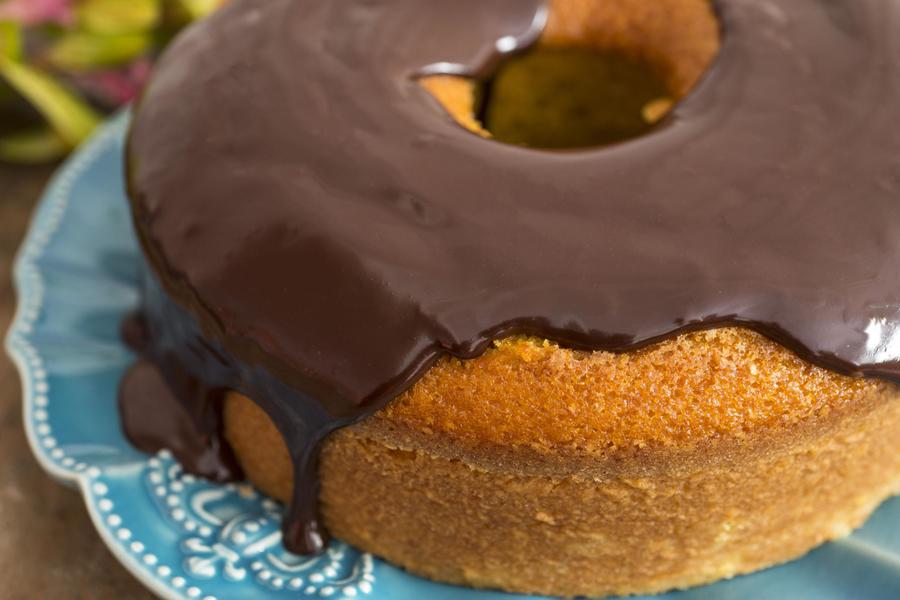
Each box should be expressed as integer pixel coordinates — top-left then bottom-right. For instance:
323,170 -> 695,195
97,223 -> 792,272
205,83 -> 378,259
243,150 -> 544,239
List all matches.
224,329 -> 900,597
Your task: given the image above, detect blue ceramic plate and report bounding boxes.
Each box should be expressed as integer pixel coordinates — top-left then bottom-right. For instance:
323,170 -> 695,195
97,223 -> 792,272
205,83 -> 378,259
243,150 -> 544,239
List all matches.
6,113 -> 900,600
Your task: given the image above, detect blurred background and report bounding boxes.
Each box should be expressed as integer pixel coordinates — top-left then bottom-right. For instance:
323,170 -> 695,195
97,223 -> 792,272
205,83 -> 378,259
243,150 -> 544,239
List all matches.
0,2 -> 222,597
0,0 -> 224,163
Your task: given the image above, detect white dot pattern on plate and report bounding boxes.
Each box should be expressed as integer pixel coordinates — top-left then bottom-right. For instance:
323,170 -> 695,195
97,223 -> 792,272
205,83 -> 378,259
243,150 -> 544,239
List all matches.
6,120 -> 217,600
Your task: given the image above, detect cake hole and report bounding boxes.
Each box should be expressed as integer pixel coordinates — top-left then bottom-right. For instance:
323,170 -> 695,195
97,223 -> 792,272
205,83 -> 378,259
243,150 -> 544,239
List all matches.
419,0 -> 720,150
475,46 -> 671,149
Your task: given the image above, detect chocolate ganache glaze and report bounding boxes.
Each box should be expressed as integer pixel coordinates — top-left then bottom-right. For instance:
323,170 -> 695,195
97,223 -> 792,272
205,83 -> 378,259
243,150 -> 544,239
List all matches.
123,0 -> 900,554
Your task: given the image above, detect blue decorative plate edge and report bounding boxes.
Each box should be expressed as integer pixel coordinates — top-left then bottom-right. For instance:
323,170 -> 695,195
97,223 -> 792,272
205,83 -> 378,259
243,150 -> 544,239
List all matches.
3,114 -> 191,600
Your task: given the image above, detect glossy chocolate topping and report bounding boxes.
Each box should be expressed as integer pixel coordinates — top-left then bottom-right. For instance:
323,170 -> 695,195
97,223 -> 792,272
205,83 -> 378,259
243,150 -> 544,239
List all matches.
123,0 -> 900,554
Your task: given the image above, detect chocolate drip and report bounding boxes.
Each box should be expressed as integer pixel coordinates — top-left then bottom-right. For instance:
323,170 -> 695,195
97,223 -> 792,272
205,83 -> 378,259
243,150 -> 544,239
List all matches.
119,311 -> 240,482
122,273 -> 345,552
123,0 -> 900,554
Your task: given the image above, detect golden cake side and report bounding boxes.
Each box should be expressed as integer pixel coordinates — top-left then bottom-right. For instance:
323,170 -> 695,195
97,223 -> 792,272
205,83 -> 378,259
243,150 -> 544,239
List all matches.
224,329 -> 900,596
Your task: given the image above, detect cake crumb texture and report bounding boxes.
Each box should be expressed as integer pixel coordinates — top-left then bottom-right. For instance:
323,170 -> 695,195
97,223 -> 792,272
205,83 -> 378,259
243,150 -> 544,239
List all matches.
224,328 -> 900,596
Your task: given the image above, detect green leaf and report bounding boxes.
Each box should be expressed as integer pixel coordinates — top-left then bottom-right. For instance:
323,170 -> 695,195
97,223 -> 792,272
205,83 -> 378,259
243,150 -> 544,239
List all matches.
78,0 -> 161,34
0,21 -> 23,61
45,31 -> 153,70
0,60 -> 101,148
0,126 -> 68,164
176,0 -> 222,20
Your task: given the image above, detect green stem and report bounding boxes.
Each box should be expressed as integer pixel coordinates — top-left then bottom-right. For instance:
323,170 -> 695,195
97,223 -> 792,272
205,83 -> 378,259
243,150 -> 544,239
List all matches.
0,60 -> 101,149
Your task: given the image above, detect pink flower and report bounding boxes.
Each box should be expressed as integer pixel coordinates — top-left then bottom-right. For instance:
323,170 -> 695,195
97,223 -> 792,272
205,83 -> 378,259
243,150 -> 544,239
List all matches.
0,0 -> 74,26
70,58 -> 153,106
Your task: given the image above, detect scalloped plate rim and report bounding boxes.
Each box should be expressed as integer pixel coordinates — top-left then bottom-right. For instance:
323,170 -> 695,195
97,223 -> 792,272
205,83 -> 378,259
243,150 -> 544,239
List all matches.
3,115 -> 189,600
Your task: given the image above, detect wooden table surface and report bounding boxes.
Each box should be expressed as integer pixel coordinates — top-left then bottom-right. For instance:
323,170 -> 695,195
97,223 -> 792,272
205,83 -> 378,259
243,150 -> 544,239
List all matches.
0,165 -> 154,599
